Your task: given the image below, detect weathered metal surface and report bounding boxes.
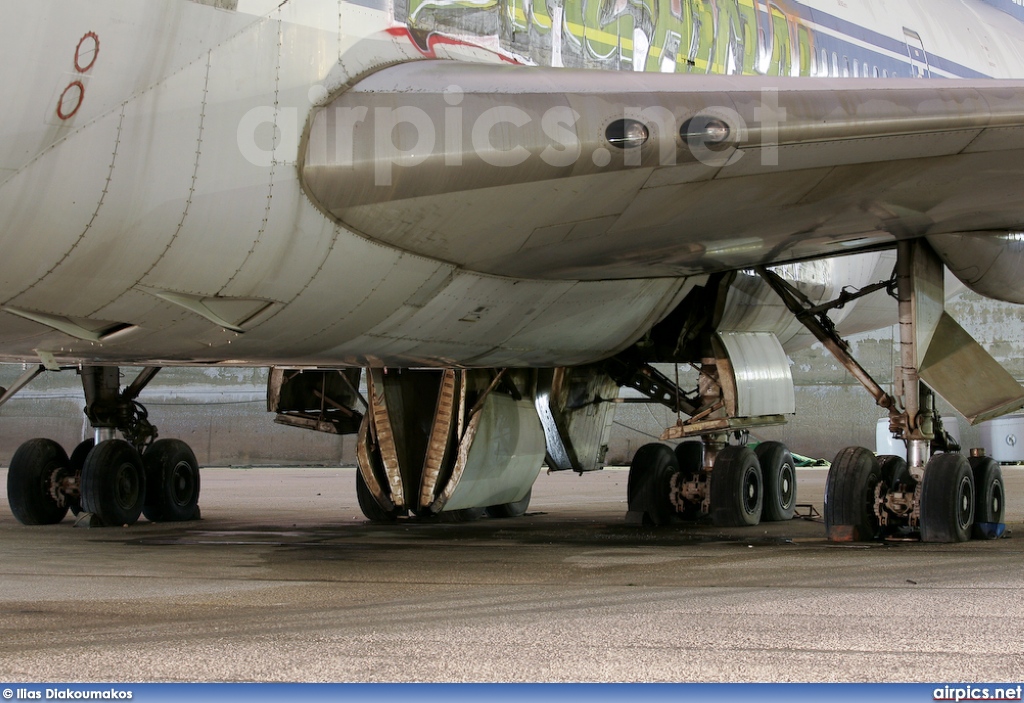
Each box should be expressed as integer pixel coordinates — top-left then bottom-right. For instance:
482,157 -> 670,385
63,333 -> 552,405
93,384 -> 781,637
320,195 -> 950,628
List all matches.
714,332 -> 795,418
660,415 -> 788,441
928,232 -> 1024,304
437,394 -> 546,512
304,61 -> 1024,281
919,313 -> 1024,425
418,369 -> 458,508
367,370 -> 405,509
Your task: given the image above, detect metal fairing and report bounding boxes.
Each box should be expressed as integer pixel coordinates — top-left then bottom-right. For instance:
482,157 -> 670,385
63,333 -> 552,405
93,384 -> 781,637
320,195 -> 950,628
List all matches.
928,232 -> 1024,305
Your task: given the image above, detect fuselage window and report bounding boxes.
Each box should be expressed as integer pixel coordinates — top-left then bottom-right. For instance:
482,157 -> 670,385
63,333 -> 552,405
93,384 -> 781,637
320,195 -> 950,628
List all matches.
821,49 -> 829,76
883,68 -> 889,77
843,56 -> 850,77
832,52 -> 839,77
853,60 -> 859,77
873,66 -> 880,78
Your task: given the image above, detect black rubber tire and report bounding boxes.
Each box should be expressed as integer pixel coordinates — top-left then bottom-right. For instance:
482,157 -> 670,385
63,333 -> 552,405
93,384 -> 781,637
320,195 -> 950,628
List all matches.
66,439 -> 96,516
877,454 -> 911,490
824,446 -> 881,542
355,468 -> 402,523
6,438 -> 71,525
485,488 -> 532,518
709,446 -> 762,527
80,439 -> 146,526
627,443 -> 678,526
142,439 -> 201,522
756,441 -> 796,522
674,442 -> 703,473
969,456 -> 1004,540
920,453 -> 974,544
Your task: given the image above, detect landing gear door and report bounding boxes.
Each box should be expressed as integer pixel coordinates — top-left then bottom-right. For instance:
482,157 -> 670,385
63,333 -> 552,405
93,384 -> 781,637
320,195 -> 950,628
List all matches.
714,331 -> 795,418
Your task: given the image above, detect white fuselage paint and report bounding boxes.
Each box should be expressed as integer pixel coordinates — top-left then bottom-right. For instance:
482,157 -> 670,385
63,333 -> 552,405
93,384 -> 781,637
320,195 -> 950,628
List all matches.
0,0 -> 1019,368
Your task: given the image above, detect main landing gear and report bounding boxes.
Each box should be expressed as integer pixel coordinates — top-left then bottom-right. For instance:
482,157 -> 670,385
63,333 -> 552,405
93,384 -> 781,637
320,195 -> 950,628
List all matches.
627,437 -> 796,528
760,240 -> 1019,543
622,355 -> 798,528
5,366 -> 201,527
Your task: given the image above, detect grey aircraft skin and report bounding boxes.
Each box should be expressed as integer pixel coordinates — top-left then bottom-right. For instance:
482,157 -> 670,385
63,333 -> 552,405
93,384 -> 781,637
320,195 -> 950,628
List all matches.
1,0 -> 1023,542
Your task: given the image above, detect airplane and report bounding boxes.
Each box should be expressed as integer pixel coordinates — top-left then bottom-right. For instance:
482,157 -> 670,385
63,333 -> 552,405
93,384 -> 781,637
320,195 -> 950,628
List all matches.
2,0 -> 1023,543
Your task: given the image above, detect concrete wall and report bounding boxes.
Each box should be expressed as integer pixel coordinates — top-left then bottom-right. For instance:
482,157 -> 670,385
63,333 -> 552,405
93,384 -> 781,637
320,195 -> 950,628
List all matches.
2,291 -> 1022,467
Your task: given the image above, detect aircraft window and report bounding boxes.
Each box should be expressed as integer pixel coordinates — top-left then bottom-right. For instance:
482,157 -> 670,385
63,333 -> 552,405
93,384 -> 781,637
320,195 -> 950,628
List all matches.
873,66 -> 880,78
864,61 -> 869,76
606,119 -> 649,148
681,117 -> 731,145
821,49 -> 828,76
883,68 -> 889,77
853,60 -> 859,77
832,52 -> 839,77
843,56 -> 850,77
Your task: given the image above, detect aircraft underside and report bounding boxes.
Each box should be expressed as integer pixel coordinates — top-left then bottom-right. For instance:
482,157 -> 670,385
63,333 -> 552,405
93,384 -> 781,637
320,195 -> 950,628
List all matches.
4,0 -> 1024,544
2,237 -> 1017,543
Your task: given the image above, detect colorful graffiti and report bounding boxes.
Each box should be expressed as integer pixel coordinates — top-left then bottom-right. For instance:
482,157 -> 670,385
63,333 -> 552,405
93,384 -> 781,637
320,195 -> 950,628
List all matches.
398,0 -> 817,76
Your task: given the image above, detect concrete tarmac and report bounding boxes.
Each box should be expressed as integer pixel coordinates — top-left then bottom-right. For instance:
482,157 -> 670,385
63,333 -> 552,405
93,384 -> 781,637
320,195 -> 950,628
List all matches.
0,466 -> 1022,682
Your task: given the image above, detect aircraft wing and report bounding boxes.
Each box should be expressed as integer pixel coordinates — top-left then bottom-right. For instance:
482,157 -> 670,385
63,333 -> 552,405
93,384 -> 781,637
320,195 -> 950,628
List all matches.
302,62 -> 1024,282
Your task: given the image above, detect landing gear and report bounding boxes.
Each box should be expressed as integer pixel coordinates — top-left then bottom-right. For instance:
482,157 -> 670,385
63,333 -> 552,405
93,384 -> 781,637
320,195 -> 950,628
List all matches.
81,439 -> 146,526
920,454 -> 975,543
355,468 -> 402,523
626,443 -> 678,526
756,441 -> 796,523
354,369 -> 545,523
486,488 -> 532,518
620,344 -> 793,529
761,239 -> 1020,544
970,456 -> 1005,540
4,366 -> 202,527
709,446 -> 762,527
6,438 -> 74,525
824,447 -> 882,542
142,439 -> 200,522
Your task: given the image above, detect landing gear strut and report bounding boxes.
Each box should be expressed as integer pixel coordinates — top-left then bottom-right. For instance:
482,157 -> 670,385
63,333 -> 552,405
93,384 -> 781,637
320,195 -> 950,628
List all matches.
761,240 -> 1018,543
623,350 -> 796,528
5,366 -> 201,527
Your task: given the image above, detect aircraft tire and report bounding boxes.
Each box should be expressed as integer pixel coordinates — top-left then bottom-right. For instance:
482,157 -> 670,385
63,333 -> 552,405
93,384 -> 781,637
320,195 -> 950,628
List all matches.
66,439 -> 96,516
627,443 -> 678,526
355,468 -> 401,523
756,441 -> 796,522
6,438 -> 71,525
485,488 -> 532,518
824,446 -> 881,541
877,454 -> 910,490
920,453 -> 974,543
81,439 -> 146,527
674,442 -> 703,473
142,439 -> 201,522
969,456 -> 1004,540
709,446 -> 763,527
